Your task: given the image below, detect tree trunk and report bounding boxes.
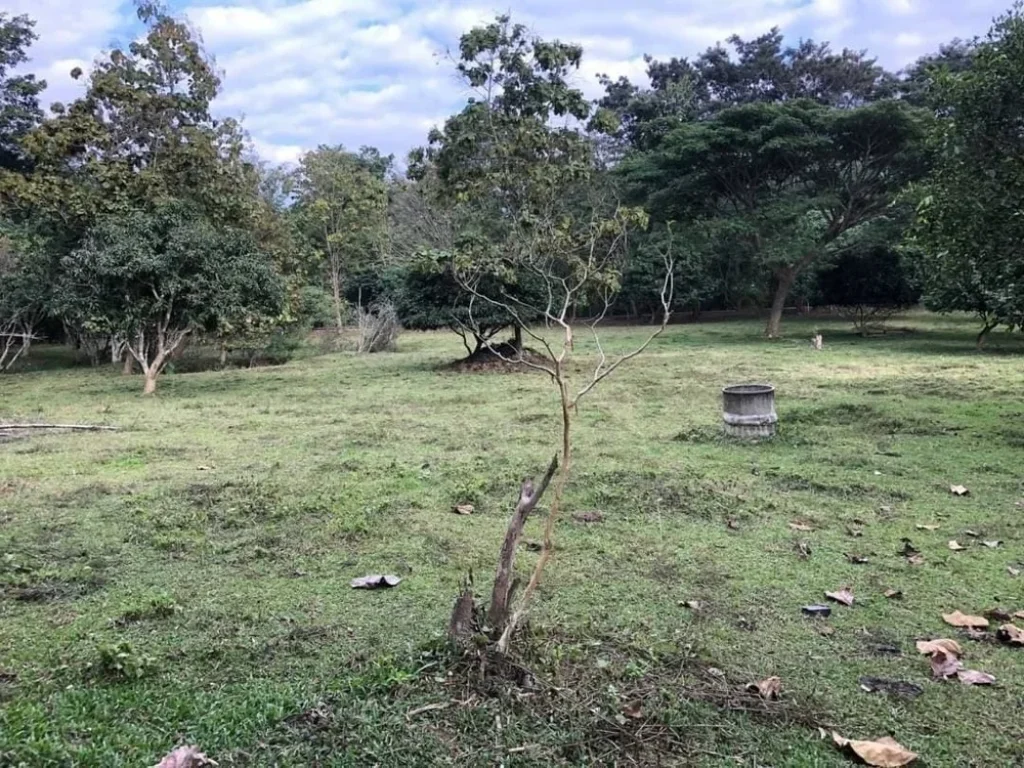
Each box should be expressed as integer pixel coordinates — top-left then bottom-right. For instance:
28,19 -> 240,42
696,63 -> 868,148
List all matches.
765,267 -> 798,339
331,275 -> 344,331
219,343 -> 229,369
143,372 -> 158,395
976,322 -> 997,350
122,354 -> 134,375
513,323 -> 523,352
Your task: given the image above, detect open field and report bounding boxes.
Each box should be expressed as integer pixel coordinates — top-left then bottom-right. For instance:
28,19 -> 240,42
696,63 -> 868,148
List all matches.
1,313 -> 1023,767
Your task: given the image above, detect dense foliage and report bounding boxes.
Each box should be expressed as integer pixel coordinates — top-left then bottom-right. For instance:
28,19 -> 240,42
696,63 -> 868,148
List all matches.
909,7 -> 1024,345
0,0 -> 1020,383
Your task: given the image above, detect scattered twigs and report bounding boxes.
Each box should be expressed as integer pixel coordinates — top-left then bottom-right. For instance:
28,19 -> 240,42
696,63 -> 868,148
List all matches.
0,423 -> 118,431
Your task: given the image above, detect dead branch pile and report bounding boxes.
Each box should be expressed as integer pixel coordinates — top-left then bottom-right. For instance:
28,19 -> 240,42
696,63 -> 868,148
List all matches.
356,300 -> 401,353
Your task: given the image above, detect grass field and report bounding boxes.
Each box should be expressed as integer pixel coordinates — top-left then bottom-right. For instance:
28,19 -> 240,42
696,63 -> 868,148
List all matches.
1,313 -> 1023,767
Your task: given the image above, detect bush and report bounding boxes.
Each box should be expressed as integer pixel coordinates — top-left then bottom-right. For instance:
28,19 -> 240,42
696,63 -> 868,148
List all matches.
92,641 -> 156,680
356,300 -> 401,353
816,246 -> 919,334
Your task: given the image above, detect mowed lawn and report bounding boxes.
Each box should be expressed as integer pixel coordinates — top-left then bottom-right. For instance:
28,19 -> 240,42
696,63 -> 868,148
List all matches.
1,313 -> 1023,767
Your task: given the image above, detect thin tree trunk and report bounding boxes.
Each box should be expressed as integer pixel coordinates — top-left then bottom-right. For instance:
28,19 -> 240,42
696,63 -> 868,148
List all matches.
513,323 -> 523,352
486,454 -> 558,631
122,354 -> 134,375
219,343 -> 229,369
976,322 -> 997,350
330,269 -> 344,331
765,267 -> 798,339
143,372 -> 158,395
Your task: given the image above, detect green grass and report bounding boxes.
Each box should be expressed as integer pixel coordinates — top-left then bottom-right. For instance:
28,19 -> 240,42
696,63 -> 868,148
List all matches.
1,312 -> 1023,766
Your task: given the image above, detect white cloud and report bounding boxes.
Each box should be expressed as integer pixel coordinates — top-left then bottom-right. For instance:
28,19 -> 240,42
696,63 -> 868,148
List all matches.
11,0 -> 1014,164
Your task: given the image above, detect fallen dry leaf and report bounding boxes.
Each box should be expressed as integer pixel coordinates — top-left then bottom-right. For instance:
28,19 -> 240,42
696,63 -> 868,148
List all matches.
350,574 -> 401,589
1015,611 -> 1024,620
957,669 -> 996,685
745,676 -> 782,700
846,553 -> 869,564
943,611 -> 989,629
963,529 -> 980,537
948,540 -> 966,551
1009,566 -> 1021,577
832,733 -> 918,767
726,518 -> 740,530
981,540 -> 1001,548
915,524 -> 940,531
825,588 -> 855,607
847,526 -> 864,538
153,747 -> 218,768
572,510 -> 603,523
916,638 -> 962,656
195,465 -> 213,471
930,648 -> 962,679
681,599 -> 703,611
452,503 -> 474,515
996,624 -> 1024,645
949,484 -> 969,496
789,522 -> 813,532
884,589 -> 903,599
796,541 -> 812,559
622,699 -> 644,719
907,554 -> 925,566
966,627 -> 989,640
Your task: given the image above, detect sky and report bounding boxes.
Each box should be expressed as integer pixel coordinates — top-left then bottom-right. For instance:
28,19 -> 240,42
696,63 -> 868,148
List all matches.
5,0 -> 1012,166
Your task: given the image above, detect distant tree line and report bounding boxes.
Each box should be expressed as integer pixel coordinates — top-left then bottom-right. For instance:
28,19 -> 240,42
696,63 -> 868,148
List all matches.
1,1 -> 1022,389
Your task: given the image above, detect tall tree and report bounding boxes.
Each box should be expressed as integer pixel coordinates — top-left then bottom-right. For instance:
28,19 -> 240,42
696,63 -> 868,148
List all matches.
409,14 -> 600,353
621,99 -> 926,336
909,6 -> 1024,346
290,145 -> 388,329
0,13 -> 45,173
593,28 -> 892,154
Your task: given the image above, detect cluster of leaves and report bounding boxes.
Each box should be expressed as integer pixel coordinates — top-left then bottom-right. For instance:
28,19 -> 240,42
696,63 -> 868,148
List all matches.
909,7 -> 1024,344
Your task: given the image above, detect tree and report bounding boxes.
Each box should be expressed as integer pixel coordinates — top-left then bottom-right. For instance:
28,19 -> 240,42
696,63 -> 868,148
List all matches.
0,13 -> 45,173
57,203 -> 282,393
621,99 -> 925,336
422,17 -> 675,652
290,145 -> 388,329
909,6 -> 1024,346
410,15 -> 596,354
592,28 -> 893,154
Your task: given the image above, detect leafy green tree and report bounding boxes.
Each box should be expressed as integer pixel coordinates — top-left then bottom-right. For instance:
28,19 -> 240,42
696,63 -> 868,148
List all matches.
409,15 -> 603,354
9,2 -> 257,251
57,203 -> 282,393
909,6 -> 1024,346
290,145 -> 388,329
0,13 -> 45,173
593,28 -> 893,154
621,99 -> 925,336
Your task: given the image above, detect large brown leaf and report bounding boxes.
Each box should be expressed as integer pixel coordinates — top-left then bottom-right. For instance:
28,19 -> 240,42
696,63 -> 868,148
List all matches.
996,623 -> 1024,645
942,610 -> 989,629
825,588 -> 855,607
957,669 -> 996,685
929,649 -> 962,679
916,638 -> 962,657
153,747 -> 218,768
947,540 -> 966,551
832,733 -> 918,767
789,521 -> 813,532
745,676 -> 782,700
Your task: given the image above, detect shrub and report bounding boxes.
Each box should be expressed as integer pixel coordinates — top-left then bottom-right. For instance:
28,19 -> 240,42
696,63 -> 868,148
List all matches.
356,300 -> 401,353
